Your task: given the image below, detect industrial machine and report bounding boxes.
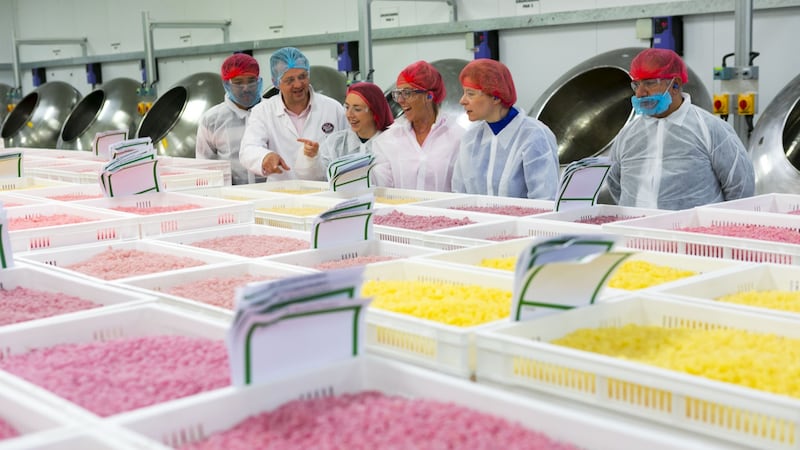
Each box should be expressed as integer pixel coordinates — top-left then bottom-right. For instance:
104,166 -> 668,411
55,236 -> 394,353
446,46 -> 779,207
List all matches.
1,81 -> 81,148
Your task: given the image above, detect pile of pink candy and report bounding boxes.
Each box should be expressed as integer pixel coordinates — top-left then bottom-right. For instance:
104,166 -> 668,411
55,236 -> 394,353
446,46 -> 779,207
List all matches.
66,248 -> 206,280
167,274 -> 277,309
0,286 -> 99,326
450,205 -> 549,216
111,204 -> 202,215
373,210 -> 474,231
191,235 -> 308,258
574,215 -> 643,225
678,223 -> 800,244
180,391 -> 578,450
10,213 -> 94,230
0,335 -> 230,417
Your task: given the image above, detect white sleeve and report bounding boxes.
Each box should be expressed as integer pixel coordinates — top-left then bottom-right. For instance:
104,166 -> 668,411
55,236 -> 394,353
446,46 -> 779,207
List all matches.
293,144 -> 326,181
194,115 -> 217,160
239,105 -> 275,177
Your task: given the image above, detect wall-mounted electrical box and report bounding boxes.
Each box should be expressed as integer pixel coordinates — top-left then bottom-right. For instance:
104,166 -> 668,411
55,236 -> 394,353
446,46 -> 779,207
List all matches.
470,30 -> 499,60
712,94 -> 730,115
337,41 -> 359,72
737,92 -> 756,115
86,63 -> 102,86
652,16 -> 683,55
32,67 -> 46,87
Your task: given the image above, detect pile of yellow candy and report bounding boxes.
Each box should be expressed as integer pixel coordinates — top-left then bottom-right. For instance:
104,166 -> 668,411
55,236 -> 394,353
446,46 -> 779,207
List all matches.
270,188 -> 323,194
258,206 -> 327,216
717,290 -> 800,312
478,256 -> 516,271
362,280 -> 511,327
553,324 -> 800,398
375,196 -> 417,205
607,260 -> 696,290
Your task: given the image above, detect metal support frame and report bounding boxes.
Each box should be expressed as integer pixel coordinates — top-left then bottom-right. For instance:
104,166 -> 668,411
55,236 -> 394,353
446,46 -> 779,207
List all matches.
10,31 -> 87,98
733,0 -> 755,145
140,11 -> 232,96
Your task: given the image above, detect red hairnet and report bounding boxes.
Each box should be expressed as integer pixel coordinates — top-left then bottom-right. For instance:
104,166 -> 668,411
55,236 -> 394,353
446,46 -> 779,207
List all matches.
221,53 -> 260,81
347,82 -> 394,131
629,48 -> 688,84
459,59 -> 517,108
396,61 -> 446,104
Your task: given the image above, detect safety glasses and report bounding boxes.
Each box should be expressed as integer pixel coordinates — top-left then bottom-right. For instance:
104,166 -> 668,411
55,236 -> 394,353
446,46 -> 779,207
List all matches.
391,89 -> 426,101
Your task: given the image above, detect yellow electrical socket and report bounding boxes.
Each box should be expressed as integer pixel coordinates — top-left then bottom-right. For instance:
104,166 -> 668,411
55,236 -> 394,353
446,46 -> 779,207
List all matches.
712,94 -> 729,115
737,92 -> 756,115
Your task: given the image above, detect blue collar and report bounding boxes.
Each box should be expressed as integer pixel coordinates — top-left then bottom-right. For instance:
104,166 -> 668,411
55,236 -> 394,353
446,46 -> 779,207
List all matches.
488,107 -> 518,135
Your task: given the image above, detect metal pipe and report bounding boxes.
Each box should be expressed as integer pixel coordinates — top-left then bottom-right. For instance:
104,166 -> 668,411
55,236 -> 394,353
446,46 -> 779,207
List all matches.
10,31 -> 21,96
733,0 -> 754,145
142,11 -> 157,93
358,0 -> 374,82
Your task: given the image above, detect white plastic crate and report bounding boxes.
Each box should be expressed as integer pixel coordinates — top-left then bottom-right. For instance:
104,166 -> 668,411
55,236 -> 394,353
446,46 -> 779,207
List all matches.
603,208 -> 800,264
158,156 -> 232,186
16,239 -> 240,282
115,260 -> 313,318
415,193 -> 555,217
475,295 -> 800,449
0,384 -> 79,447
0,425 -> 162,450
19,148 -> 103,161
244,179 -> 329,195
0,263 -> 156,326
372,205 -> 506,250
74,191 -> 254,237
5,203 -> 139,252
111,356 -> 737,450
702,193 -> 800,216
654,263 -> 800,319
9,184 -> 104,202
533,204 -> 667,227
428,217 -> 596,249
159,167 -> 225,191
151,223 -> 311,258
265,239 -> 441,270
181,185 -> 288,202
312,186 -> 468,206
0,177 -> 73,192
252,196 -> 341,230
362,260 -> 513,378
26,161 -> 106,184
0,303 -> 229,422
0,192 -> 52,208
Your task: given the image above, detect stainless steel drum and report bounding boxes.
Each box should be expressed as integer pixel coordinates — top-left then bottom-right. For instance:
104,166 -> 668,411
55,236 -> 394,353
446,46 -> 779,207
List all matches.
136,72 -> 224,158
310,65 -> 347,103
529,47 -> 712,165
57,78 -> 143,151
384,58 -> 468,121
749,73 -> 800,194
1,81 -> 81,148
0,83 -> 13,126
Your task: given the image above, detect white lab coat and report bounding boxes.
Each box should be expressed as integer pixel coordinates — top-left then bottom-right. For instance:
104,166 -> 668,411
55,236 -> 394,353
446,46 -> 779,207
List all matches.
370,114 -> 466,192
606,93 -> 755,210
451,107 -> 559,199
195,96 -> 263,185
239,87 -> 347,181
294,128 -> 383,181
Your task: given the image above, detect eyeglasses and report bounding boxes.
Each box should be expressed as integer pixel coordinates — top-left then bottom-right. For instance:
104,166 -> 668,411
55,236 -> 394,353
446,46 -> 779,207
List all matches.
630,78 -> 671,92
281,72 -> 309,85
344,104 -> 369,114
391,89 -> 426,101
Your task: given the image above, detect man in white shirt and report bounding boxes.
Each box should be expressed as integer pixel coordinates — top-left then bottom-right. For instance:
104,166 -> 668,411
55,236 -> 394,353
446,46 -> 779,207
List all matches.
239,47 -> 347,181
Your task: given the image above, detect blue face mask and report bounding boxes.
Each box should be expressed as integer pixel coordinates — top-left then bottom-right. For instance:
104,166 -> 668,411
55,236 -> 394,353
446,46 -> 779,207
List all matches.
631,83 -> 672,116
224,77 -> 263,109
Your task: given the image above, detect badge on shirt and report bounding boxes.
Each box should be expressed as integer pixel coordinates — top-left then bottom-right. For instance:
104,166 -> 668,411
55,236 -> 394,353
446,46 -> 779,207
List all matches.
321,122 -> 335,134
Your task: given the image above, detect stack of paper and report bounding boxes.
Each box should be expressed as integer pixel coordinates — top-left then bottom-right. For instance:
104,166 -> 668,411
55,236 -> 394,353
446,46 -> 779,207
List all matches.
92,129 -> 128,159
327,153 -> 375,193
311,193 -> 375,249
227,267 -> 372,386
99,138 -> 160,197
0,150 -> 22,178
555,156 -> 612,211
511,234 -> 629,321
0,203 -> 13,268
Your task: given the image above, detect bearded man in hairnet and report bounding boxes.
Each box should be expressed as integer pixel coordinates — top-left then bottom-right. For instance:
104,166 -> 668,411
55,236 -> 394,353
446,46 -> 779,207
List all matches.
606,48 -> 754,210
239,47 -> 346,181
451,59 -> 559,199
195,53 -> 265,185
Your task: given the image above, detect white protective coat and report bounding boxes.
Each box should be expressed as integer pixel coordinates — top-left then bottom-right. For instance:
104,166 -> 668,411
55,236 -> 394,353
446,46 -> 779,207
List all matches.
294,128 -> 383,180
451,107 -> 559,199
370,114 -> 465,192
606,93 -> 755,210
195,96 -> 263,185
239,87 -> 347,181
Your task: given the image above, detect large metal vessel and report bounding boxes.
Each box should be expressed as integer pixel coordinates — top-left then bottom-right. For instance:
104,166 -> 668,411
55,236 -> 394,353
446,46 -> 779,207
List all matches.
57,78 -> 143,151
749,73 -> 800,194
135,72 -> 224,158
1,81 -> 81,148
529,47 -> 712,165
310,65 -> 347,103
0,83 -> 13,126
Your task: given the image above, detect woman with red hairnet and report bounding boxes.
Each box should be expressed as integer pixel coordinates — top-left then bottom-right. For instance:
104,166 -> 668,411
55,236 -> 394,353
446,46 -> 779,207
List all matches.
370,60 -> 466,191
452,59 -> 559,199
294,82 -> 394,180
196,53 -> 265,185
606,48 -> 754,210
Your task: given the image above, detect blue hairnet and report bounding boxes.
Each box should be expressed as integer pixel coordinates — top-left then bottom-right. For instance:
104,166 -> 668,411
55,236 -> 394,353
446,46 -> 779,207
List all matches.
270,47 -> 311,87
